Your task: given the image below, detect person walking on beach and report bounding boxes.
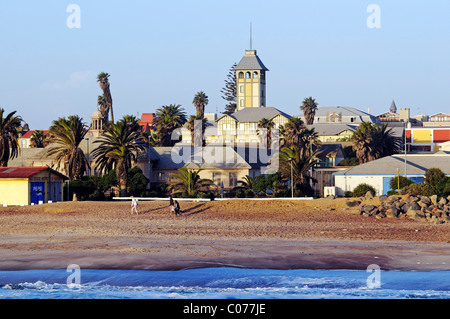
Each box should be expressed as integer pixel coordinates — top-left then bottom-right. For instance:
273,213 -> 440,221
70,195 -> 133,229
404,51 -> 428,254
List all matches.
130,196 -> 139,215
174,200 -> 181,216
169,194 -> 174,214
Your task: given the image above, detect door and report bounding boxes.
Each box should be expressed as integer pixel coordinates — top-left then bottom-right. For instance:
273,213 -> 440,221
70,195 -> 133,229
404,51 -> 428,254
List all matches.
31,182 -> 45,204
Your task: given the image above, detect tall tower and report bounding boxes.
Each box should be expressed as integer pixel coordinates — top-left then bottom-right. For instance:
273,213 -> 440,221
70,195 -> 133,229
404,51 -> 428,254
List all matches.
234,50 -> 269,111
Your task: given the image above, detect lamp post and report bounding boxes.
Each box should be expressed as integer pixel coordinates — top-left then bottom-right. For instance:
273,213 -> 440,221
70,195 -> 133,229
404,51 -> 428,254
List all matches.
289,158 -> 294,198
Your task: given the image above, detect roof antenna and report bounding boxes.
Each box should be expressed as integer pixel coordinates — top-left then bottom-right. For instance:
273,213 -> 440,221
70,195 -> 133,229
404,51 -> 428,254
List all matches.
250,22 -> 253,50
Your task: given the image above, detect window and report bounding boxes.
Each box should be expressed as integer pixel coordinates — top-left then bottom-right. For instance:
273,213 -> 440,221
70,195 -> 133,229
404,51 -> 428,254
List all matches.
229,173 -> 238,187
240,100 -> 244,107
246,72 -> 251,79
158,172 -> 165,181
240,85 -> 244,93
253,71 -> 259,78
239,72 -> 244,79
239,123 -> 245,132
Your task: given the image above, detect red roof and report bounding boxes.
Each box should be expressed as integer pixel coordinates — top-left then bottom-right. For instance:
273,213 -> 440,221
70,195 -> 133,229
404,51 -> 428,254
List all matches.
20,130 -> 49,139
0,167 -> 67,179
139,113 -> 155,124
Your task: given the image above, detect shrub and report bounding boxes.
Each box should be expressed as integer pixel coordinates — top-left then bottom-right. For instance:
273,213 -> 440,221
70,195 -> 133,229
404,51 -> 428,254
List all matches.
424,168 -> 445,194
389,176 -> 415,192
352,183 -> 377,197
401,183 -> 435,196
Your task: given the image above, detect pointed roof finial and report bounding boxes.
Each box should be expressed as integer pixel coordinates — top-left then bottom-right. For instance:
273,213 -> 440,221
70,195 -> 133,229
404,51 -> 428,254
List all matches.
390,100 -> 397,113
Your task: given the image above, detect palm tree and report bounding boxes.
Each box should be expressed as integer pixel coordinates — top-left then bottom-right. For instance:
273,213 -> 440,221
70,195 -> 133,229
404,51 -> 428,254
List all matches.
186,114 -> 207,147
300,97 -> 318,125
91,118 -> 147,197
238,175 -> 256,191
352,122 -> 401,164
277,146 -> 318,195
352,122 -> 377,164
192,91 -> 208,116
257,118 -> 275,146
282,117 -> 304,147
46,116 -> 90,183
0,108 -> 22,167
97,72 -> 114,124
169,167 -> 213,196
154,104 -> 187,146
373,123 -> 402,158
97,94 -> 108,123
30,130 -> 48,148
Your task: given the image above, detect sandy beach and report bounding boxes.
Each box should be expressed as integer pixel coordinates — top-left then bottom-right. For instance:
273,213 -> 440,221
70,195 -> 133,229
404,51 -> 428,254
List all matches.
0,198 -> 449,271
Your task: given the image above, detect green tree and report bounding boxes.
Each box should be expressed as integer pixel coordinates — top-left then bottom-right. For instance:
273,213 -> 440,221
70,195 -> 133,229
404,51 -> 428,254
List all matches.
192,91 -> 208,116
424,168 -> 446,195
0,108 -> 22,167
300,97 -> 318,125
127,166 -> 150,197
389,175 -> 415,192
47,115 -> 90,183
257,118 -> 275,146
277,146 -> 318,196
352,122 -> 401,164
92,117 -> 147,197
186,114 -> 207,147
30,130 -> 48,148
221,63 -> 237,115
154,104 -> 187,146
168,167 -> 213,196
97,72 -> 114,123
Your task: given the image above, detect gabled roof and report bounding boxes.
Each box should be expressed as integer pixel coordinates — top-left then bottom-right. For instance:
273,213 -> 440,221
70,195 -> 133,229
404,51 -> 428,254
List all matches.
217,107 -> 291,123
20,130 -> 49,139
307,124 -> 357,136
334,154 -> 450,176
0,167 -> 68,179
234,50 -> 269,71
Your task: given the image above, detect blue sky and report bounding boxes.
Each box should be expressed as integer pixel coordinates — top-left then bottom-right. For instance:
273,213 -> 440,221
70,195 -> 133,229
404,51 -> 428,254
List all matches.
1,0 -> 450,129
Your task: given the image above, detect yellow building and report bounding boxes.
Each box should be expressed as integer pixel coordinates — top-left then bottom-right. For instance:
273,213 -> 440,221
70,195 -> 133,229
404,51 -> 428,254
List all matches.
0,167 -> 68,206
235,50 -> 269,110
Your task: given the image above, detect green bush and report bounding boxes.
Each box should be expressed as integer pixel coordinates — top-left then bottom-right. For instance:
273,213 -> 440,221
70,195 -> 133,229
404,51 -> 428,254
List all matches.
424,168 -> 445,187
438,177 -> 450,197
389,176 -> 415,192
352,183 -> 377,197
401,183 -> 435,196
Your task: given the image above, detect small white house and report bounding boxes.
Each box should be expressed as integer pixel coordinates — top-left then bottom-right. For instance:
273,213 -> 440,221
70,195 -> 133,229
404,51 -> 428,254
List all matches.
334,154 -> 450,196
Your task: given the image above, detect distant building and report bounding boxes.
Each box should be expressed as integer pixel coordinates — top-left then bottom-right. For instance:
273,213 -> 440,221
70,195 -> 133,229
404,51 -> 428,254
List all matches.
406,127 -> 450,152
0,167 -> 68,205
334,153 -> 450,196
302,106 -> 379,125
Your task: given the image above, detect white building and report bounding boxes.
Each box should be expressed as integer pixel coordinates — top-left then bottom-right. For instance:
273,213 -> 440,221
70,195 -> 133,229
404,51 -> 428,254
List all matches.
334,153 -> 450,196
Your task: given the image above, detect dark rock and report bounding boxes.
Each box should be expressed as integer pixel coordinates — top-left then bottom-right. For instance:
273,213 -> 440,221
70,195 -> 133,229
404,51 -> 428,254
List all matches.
379,195 -> 388,202
420,196 -> 431,205
345,200 -> 361,208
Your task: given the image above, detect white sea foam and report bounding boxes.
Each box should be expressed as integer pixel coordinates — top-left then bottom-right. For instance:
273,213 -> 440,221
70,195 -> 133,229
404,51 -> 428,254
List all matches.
0,268 -> 449,299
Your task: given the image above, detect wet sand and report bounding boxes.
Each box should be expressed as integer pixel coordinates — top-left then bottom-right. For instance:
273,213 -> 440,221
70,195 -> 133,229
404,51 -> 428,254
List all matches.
0,198 -> 449,271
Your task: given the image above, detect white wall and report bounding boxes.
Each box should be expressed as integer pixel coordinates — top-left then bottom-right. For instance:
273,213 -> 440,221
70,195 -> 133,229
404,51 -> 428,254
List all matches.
335,175 -> 384,196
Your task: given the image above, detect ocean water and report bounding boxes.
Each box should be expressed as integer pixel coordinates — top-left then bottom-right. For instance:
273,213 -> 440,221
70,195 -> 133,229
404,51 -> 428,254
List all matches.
0,267 -> 449,299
